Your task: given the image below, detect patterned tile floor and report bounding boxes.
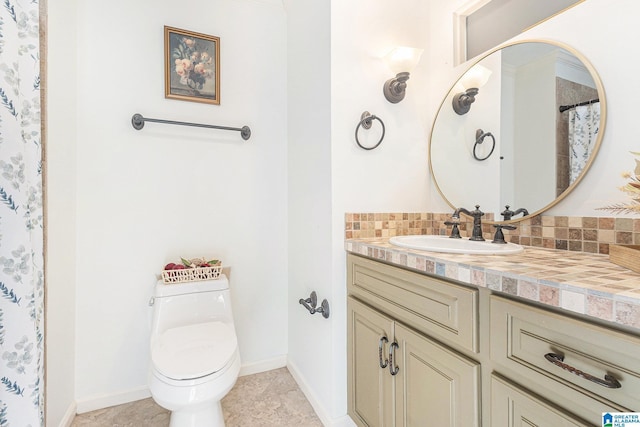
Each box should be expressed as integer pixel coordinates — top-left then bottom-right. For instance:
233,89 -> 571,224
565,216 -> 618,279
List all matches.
71,368 -> 323,427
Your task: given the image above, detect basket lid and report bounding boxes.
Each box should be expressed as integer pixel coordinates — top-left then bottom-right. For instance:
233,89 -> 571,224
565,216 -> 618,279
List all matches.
155,274 -> 228,297
151,321 -> 237,380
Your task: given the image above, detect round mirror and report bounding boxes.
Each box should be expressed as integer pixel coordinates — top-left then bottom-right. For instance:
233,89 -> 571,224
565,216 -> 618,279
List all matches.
429,40 -> 606,223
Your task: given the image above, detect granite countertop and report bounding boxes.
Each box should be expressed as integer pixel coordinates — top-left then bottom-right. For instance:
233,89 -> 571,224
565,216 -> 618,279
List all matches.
346,237 -> 640,331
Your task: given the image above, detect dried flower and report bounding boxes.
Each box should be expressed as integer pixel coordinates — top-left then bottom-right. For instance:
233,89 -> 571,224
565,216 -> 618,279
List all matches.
598,151 -> 640,214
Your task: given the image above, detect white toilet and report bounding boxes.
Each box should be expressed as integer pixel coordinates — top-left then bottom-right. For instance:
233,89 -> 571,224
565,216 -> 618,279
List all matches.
148,275 -> 240,427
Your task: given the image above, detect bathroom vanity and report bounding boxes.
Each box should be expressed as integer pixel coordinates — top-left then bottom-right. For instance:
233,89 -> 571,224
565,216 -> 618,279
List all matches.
345,33 -> 639,426
346,245 -> 640,427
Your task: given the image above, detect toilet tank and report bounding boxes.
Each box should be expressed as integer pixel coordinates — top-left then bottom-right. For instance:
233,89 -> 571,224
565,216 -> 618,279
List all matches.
150,275 -> 234,339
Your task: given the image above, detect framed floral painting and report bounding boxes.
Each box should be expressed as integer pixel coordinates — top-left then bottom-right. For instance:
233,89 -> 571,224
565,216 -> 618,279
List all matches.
164,26 -> 220,105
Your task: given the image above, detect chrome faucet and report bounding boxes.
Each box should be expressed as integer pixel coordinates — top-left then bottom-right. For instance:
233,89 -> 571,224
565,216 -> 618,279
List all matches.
452,205 -> 485,241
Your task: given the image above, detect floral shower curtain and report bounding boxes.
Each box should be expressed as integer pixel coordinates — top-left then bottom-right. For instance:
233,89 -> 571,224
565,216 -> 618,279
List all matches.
568,102 -> 600,184
0,0 -> 44,426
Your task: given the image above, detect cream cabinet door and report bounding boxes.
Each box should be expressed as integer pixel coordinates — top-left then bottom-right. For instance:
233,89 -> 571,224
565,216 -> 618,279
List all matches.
394,323 -> 480,427
491,375 -> 593,427
348,297 -> 395,427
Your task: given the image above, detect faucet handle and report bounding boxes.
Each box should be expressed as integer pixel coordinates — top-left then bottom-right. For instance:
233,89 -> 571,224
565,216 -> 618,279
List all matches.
472,205 -> 484,217
492,224 -> 517,244
444,221 -> 461,239
501,205 -> 514,221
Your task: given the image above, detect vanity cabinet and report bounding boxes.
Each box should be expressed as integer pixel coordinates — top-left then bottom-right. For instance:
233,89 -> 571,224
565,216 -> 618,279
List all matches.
346,253 -> 640,427
347,254 -> 480,427
348,297 -> 480,427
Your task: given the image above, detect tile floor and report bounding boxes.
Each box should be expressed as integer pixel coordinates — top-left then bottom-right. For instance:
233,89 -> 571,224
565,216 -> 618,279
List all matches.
71,368 -> 323,427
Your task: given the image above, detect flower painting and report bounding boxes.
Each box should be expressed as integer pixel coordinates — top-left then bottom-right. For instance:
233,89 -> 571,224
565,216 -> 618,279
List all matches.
598,151 -> 640,215
164,26 -> 220,105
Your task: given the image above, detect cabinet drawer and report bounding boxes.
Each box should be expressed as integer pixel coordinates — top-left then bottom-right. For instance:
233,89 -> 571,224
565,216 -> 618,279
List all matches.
347,254 -> 478,353
491,375 -> 592,427
491,295 -> 640,414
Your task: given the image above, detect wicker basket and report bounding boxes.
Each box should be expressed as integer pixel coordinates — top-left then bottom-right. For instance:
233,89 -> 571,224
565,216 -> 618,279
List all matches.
161,260 -> 222,284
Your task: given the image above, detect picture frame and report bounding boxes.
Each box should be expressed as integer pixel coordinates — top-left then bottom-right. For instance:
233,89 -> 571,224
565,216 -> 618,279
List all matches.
164,26 -> 220,105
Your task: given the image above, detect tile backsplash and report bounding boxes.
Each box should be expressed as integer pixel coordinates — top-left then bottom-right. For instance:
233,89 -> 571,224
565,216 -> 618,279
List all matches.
345,212 -> 640,255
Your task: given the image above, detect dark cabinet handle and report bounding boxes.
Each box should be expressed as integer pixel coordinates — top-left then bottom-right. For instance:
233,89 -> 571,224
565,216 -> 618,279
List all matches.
389,342 -> 399,376
378,337 -> 389,369
544,353 -> 622,389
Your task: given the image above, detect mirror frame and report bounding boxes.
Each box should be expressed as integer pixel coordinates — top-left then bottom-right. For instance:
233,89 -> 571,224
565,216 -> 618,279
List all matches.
428,39 -> 607,224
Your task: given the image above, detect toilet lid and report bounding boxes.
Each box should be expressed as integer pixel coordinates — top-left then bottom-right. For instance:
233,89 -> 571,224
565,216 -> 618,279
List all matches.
152,321 -> 237,380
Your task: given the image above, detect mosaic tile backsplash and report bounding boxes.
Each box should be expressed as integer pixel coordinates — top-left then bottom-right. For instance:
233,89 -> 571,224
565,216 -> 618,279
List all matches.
345,212 -> 640,255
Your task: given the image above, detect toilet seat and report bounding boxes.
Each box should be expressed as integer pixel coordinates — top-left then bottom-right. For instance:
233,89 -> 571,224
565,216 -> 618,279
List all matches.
152,321 -> 237,380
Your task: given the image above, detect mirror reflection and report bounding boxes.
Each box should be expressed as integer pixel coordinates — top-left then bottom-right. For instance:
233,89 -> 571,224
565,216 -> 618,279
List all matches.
429,40 -> 606,222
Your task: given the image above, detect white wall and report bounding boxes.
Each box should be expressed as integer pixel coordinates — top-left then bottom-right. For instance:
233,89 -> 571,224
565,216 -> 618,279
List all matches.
284,0 -> 336,423
330,2 -> 432,210
513,52 -> 556,210
45,0 -> 78,424
287,0 -> 432,424
48,0 -> 288,411
500,61 -> 516,207
430,53 -> 503,214
329,0 -> 431,424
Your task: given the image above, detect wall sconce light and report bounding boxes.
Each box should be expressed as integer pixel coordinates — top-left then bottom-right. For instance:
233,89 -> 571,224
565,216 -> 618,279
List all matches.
451,65 -> 492,115
383,47 -> 424,104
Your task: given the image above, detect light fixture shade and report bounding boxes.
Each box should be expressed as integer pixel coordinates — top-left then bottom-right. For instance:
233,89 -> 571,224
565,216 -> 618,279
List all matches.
384,47 -> 424,74
460,64 -> 492,89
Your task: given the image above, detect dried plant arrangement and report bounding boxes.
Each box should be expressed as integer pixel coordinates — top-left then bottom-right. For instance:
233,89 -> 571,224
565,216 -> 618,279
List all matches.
598,151 -> 640,215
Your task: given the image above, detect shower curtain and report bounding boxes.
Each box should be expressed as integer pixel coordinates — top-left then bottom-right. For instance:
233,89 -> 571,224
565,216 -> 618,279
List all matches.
568,102 -> 600,184
0,1 -> 44,426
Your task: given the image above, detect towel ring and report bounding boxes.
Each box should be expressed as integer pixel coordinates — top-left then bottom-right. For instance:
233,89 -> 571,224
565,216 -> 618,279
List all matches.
355,111 -> 385,150
473,129 -> 495,161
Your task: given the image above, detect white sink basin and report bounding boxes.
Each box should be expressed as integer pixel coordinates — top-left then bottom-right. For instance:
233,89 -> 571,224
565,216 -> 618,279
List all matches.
389,235 -> 524,255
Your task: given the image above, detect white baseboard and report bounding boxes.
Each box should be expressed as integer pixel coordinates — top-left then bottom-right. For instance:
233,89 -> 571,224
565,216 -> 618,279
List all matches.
239,354 -> 287,377
75,386 -> 151,414
286,360 -> 356,427
74,356 -> 287,415
57,401 -> 77,427
331,415 -> 357,427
